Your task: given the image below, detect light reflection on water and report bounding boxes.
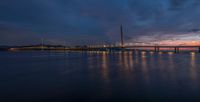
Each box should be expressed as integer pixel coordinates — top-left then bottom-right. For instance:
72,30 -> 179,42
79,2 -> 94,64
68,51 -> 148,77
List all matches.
101,51 -> 109,81
141,51 -> 149,82
190,52 -> 197,86
168,52 -> 175,81
0,51 -> 200,101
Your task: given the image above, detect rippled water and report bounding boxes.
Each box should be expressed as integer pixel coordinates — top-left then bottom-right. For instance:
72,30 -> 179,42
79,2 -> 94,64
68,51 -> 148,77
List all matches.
0,51 -> 200,102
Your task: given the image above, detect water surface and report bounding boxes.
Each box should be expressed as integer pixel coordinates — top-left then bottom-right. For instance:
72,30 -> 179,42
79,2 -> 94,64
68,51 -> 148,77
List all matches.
0,51 -> 200,102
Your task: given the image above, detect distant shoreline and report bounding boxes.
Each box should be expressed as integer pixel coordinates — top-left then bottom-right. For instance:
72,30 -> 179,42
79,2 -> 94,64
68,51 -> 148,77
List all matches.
1,44 -> 200,53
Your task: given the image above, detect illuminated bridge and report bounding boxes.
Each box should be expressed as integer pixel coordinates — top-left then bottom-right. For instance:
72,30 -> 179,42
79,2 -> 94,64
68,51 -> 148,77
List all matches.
65,45 -> 200,53
8,25 -> 200,53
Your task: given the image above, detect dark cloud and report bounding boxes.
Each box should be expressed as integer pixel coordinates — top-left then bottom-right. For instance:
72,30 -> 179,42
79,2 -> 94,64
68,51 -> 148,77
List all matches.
169,0 -> 189,10
0,0 -> 200,45
0,22 -> 39,45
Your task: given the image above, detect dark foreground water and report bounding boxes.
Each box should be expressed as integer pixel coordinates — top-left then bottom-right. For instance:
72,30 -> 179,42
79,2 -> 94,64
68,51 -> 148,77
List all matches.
0,51 -> 200,102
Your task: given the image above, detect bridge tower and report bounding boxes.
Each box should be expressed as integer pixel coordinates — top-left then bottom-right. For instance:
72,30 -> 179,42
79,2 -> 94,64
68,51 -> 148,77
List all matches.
120,25 -> 124,47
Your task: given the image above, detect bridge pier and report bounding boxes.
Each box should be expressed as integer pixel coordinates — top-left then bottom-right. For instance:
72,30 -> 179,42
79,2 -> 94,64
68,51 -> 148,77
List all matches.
174,47 -> 176,53
174,47 -> 180,53
157,46 -> 160,52
198,47 -> 200,53
154,46 -> 160,52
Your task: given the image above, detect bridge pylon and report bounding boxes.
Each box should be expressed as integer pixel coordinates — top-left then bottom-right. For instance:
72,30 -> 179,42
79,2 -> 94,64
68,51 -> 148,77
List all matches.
120,25 -> 124,48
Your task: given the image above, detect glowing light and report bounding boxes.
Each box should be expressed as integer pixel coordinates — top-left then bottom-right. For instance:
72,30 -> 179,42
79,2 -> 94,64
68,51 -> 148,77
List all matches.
191,52 -> 196,55
150,51 -> 154,54
9,48 -> 19,51
141,51 -> 146,58
141,51 -> 146,54
168,52 -> 174,55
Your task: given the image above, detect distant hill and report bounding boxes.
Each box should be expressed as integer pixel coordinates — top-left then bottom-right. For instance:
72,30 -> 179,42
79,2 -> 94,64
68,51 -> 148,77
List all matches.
0,44 -> 66,51
0,44 -> 89,51
13,44 -> 65,48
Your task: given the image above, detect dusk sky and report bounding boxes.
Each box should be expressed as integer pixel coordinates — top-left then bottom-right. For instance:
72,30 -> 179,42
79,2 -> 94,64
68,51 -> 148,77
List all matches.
1,0 -> 200,45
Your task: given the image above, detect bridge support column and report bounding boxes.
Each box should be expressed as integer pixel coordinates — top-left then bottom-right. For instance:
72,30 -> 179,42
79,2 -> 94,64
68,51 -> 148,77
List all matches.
154,46 -> 157,52
177,47 -> 180,53
175,47 -> 179,53
155,46 -> 159,52
157,47 -> 160,52
198,47 -> 200,53
174,47 -> 177,53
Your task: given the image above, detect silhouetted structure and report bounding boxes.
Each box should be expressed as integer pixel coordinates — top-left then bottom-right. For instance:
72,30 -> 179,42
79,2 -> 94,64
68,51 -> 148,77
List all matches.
120,25 -> 124,47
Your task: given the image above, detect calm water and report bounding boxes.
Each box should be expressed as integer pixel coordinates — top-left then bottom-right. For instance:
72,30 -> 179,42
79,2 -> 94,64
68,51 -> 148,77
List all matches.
0,51 -> 200,102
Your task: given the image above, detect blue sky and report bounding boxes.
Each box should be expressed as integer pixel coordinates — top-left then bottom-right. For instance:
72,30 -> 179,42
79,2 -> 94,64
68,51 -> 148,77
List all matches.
0,0 -> 200,45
